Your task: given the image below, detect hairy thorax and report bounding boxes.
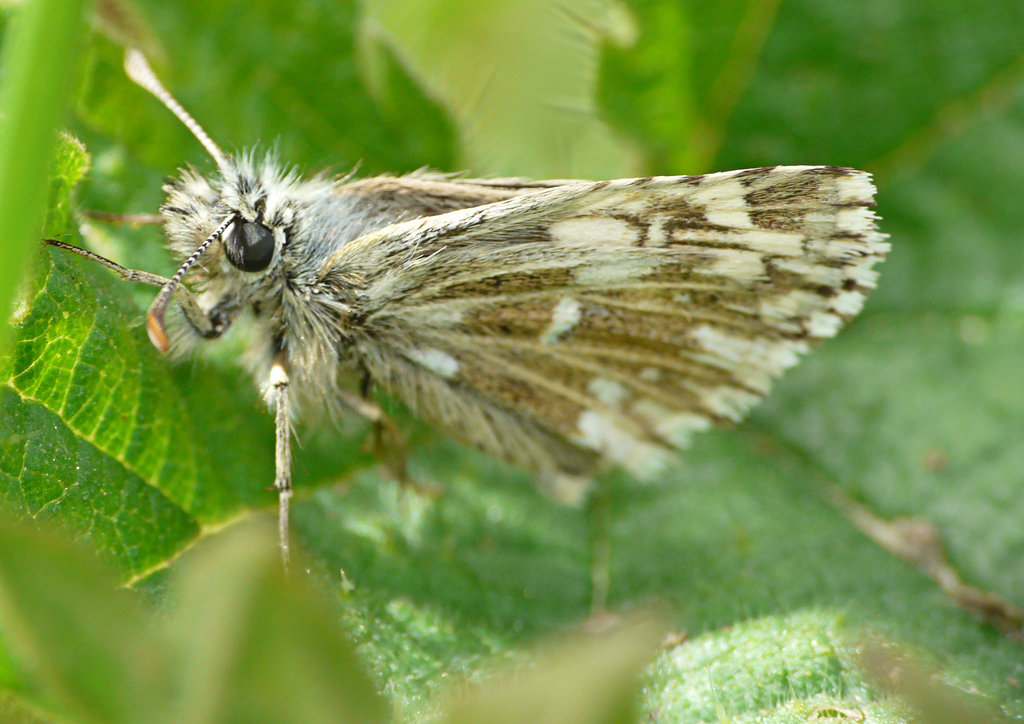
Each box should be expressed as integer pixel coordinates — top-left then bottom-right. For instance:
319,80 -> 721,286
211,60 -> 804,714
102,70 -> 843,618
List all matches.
159,155 -> 523,418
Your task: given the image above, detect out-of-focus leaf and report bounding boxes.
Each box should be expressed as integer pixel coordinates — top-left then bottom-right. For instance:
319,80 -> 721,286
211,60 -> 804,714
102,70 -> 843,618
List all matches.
93,0 -> 164,63
77,1 -> 457,176
0,517 -> 171,723
0,515 -> 387,724
0,693 -> 52,724
860,639 -> 1011,724
440,618 -> 662,724
359,0 -> 640,178
168,522 -> 389,724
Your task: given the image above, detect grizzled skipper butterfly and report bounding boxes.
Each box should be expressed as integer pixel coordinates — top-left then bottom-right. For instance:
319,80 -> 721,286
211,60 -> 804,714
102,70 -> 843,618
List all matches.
51,50 -> 888,567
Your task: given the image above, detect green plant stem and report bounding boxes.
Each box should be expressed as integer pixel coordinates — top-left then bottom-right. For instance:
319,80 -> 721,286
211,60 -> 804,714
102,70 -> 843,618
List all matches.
0,0 -> 93,354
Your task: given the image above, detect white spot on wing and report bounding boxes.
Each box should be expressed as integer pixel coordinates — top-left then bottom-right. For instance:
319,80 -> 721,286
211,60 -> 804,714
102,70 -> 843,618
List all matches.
647,219 -> 667,246
847,259 -> 882,288
734,229 -> 804,256
639,367 -> 662,382
575,257 -> 656,285
551,216 -> 640,248
686,247 -> 765,282
806,311 -> 843,338
803,210 -> 835,228
691,324 -> 807,378
705,208 -> 753,228
689,176 -> 749,207
632,399 -> 711,446
835,170 -> 877,205
587,378 -> 629,408
774,257 -> 843,286
700,385 -> 762,421
758,289 -> 824,321
836,207 -> 877,236
831,290 -> 866,316
407,347 -> 459,378
819,236 -> 872,259
576,410 -> 634,457
408,303 -> 465,327
575,410 -> 670,479
542,297 -> 582,343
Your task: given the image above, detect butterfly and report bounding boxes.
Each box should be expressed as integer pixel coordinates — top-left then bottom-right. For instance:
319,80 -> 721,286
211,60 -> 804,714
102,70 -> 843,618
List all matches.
51,50 -> 888,566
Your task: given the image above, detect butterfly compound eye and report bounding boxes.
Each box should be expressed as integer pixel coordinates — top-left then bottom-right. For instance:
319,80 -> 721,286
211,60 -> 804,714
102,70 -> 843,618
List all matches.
226,220 -> 276,272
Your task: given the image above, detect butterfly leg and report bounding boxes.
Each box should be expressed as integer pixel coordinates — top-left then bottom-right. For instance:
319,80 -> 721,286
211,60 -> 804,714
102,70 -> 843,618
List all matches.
360,380 -> 445,499
268,358 -> 293,570
588,481 -> 612,616
334,381 -> 414,487
361,375 -> 415,489
43,239 -> 221,338
334,380 -> 444,499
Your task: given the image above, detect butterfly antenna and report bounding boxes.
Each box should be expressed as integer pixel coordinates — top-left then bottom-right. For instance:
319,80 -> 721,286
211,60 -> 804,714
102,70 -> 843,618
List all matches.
146,215 -> 234,352
124,48 -> 230,170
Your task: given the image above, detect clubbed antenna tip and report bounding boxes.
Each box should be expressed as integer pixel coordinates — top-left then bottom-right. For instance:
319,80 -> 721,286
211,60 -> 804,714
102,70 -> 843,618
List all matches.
124,48 -> 229,169
145,215 -> 235,353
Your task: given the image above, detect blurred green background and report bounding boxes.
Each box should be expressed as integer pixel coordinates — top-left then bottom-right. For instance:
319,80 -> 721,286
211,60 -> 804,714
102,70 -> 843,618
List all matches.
2,0 -> 1024,722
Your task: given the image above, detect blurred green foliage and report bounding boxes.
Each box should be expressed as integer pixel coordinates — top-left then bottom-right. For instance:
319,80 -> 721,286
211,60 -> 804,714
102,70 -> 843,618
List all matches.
0,0 -> 90,353
0,517 -> 389,724
2,0 -> 1024,722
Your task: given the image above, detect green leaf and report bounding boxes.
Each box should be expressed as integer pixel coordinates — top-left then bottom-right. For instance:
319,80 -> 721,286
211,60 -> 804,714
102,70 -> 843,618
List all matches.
168,522 -> 389,724
439,618 -> 662,724
0,517 -> 172,723
2,133 -> 370,580
76,4 -> 456,177
3,244 -> 372,578
44,133 -> 91,237
3,0 -> 1024,722
359,0 -> 639,178
646,611 -> 889,722
756,312 -> 1024,605
0,515 -> 387,724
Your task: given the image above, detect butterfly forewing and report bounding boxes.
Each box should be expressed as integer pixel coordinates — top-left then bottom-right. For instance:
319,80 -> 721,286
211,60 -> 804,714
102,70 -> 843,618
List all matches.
322,166 -> 887,497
